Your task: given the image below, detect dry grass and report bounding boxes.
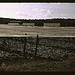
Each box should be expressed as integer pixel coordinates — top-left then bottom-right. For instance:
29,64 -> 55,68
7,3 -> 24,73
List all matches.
0,58 -> 75,72
0,24 -> 75,37
0,24 -> 75,72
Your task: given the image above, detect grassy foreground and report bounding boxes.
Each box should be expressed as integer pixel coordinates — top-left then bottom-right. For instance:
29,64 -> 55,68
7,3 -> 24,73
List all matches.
0,58 -> 75,72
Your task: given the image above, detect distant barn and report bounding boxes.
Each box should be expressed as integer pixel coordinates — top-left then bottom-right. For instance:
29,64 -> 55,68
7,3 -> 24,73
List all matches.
8,21 -> 22,26
44,23 -> 60,27
23,23 -> 34,26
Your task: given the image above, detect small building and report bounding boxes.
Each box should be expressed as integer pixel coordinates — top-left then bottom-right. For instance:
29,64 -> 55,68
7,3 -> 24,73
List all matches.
44,23 -> 60,27
23,23 -> 34,26
8,21 -> 22,26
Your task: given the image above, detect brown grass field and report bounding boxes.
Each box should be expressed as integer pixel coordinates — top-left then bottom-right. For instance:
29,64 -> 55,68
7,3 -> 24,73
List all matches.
0,24 -> 75,37
0,58 -> 75,72
0,24 -> 75,72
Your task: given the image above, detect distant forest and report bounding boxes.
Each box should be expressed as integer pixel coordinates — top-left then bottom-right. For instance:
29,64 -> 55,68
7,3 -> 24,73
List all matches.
0,17 -> 75,27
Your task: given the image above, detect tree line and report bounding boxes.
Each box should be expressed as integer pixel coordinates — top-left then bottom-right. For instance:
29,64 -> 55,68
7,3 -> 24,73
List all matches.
0,17 -> 75,26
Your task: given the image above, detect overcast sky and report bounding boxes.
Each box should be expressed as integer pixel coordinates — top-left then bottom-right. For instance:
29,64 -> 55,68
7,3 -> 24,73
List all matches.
0,3 -> 75,19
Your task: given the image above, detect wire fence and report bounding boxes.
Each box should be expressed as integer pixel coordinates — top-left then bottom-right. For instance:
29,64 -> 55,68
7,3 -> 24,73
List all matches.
0,35 -> 75,60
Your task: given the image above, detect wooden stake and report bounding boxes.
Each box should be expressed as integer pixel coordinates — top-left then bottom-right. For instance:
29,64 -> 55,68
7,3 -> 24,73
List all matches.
35,35 -> 39,59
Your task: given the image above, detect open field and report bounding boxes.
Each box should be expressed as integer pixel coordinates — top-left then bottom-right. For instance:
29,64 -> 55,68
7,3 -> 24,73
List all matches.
0,24 -> 75,37
0,24 -> 75,72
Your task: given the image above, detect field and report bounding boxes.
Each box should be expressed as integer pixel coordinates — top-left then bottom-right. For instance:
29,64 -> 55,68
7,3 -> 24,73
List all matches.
0,24 -> 75,37
0,58 -> 75,72
0,24 -> 75,72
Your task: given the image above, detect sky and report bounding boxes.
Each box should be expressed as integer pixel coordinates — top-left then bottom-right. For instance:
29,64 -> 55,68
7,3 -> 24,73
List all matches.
0,3 -> 75,19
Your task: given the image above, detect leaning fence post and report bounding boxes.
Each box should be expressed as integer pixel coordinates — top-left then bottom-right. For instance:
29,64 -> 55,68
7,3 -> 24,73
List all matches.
35,35 -> 39,59
24,37 -> 27,57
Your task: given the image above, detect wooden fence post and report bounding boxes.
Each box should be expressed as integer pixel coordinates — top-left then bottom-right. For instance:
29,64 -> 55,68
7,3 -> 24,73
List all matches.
24,37 -> 27,57
35,35 -> 39,59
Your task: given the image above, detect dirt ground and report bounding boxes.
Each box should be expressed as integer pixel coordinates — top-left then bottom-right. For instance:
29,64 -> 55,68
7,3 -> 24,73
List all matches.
0,24 -> 75,37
